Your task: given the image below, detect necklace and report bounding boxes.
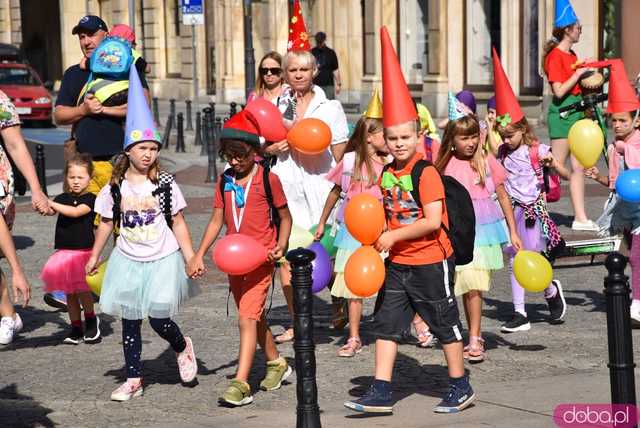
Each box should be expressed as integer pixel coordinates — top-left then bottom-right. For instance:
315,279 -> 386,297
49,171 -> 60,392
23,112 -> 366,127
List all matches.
230,164 -> 258,232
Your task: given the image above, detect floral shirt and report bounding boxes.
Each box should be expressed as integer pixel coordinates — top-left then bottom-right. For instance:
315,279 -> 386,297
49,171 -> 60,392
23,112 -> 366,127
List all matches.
0,91 -> 19,228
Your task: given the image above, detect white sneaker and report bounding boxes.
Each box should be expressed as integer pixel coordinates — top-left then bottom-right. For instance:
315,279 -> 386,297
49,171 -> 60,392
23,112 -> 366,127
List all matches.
12,313 -> 22,333
631,302 -> 640,324
571,220 -> 599,232
110,378 -> 144,402
0,316 -> 16,345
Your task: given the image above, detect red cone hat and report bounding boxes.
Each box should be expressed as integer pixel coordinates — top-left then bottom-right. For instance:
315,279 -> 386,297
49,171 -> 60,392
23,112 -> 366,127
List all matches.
492,47 -> 524,125
287,0 -> 311,51
380,26 -> 417,127
606,59 -> 640,113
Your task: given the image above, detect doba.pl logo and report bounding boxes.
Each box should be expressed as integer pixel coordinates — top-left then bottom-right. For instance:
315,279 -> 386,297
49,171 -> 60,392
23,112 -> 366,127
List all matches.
554,404 -> 639,427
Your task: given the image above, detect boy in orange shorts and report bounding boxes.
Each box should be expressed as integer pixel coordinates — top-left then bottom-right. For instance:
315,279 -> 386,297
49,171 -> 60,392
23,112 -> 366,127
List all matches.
188,110 -> 293,407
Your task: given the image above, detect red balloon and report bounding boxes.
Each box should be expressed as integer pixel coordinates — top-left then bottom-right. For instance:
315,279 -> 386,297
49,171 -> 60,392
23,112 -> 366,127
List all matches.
245,98 -> 288,142
344,194 -> 386,245
345,246 -> 385,297
212,234 -> 268,276
287,118 -> 332,154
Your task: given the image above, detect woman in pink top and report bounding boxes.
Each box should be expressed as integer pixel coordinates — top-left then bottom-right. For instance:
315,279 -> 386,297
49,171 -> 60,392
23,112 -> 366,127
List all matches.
314,116 -> 388,357
247,51 -> 286,104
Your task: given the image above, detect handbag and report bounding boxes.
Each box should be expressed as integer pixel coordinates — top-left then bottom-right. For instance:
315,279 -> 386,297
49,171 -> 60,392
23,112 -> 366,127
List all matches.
63,126 -> 76,162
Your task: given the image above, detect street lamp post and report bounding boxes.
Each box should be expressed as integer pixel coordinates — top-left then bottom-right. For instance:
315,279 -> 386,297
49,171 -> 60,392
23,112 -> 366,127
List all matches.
243,0 -> 256,100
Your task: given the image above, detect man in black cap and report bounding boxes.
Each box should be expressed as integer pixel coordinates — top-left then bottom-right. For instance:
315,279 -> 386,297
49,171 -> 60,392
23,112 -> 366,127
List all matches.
48,15 -> 149,311
54,14 -> 148,191
311,32 -> 341,100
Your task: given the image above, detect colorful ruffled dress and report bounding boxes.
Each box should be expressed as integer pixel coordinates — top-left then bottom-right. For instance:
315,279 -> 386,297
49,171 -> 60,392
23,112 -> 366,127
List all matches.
444,155 -> 510,295
325,152 -> 385,298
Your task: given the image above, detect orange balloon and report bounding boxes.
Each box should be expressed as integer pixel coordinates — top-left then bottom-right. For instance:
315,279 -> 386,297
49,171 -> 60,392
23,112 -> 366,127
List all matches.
287,118 -> 332,154
345,246 -> 385,297
344,194 -> 386,245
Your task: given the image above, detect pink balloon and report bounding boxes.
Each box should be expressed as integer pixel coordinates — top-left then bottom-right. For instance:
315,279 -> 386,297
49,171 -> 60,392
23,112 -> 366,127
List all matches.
212,234 -> 268,276
245,98 -> 288,142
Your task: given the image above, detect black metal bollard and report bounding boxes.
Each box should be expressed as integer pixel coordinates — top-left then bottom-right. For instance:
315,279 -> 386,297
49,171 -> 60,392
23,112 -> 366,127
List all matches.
286,248 -> 321,428
194,112 -> 202,147
205,114 -> 217,183
35,144 -> 47,196
162,114 -> 174,149
152,97 -> 160,125
168,98 -> 176,126
199,111 -> 209,157
185,100 -> 194,131
604,253 -> 637,407
176,113 -> 185,153
240,104 -> 245,111
229,101 -> 237,117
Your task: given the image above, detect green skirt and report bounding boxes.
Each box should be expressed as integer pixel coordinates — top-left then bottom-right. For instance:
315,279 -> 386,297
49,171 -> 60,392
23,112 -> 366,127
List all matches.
547,94 -> 584,139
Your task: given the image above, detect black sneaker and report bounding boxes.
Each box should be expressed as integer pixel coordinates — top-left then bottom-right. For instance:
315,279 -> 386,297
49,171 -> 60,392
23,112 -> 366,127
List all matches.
433,378 -> 475,413
344,381 -> 393,413
84,316 -> 101,343
63,327 -> 83,345
500,312 -> 531,333
44,292 -> 68,312
546,280 -> 567,322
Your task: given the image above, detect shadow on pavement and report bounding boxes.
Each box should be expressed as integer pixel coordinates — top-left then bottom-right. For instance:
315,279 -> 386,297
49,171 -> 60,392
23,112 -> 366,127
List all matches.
0,309 -> 116,351
0,383 -> 55,427
13,235 -> 35,250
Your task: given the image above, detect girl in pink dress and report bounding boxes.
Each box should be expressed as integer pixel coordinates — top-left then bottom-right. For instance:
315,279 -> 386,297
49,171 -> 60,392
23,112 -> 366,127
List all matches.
434,94 -> 522,363
314,115 -> 388,357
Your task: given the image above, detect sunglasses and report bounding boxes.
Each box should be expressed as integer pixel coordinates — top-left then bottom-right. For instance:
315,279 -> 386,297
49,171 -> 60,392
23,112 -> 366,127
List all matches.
259,67 -> 282,76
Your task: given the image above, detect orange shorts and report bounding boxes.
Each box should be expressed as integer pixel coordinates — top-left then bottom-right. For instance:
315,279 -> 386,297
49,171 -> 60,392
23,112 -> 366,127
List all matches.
229,264 -> 274,320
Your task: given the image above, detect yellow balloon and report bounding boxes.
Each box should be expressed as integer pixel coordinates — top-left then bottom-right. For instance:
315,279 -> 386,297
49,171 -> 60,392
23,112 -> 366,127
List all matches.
86,261 -> 108,296
513,250 -> 553,293
288,224 -> 314,251
568,119 -> 604,168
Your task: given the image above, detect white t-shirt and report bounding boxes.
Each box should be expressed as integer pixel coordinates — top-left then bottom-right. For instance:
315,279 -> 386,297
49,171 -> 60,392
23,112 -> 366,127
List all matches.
95,178 -> 187,262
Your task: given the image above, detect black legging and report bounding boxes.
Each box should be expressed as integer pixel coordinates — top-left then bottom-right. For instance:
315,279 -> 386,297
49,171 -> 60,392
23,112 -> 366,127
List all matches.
122,317 -> 187,378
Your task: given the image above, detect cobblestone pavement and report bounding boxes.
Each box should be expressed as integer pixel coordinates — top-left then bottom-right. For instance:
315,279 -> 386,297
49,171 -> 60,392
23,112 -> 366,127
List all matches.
1,161 -> 639,427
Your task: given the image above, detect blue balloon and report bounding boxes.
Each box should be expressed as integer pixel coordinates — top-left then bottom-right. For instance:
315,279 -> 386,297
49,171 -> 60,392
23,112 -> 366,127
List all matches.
308,242 -> 332,293
615,169 -> 640,203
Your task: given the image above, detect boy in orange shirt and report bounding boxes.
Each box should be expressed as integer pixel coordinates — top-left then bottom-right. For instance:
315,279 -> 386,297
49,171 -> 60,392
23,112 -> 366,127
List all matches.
344,27 -> 473,415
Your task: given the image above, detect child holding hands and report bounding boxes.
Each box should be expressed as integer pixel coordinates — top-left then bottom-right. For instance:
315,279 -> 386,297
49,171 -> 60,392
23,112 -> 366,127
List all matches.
188,111 -> 293,407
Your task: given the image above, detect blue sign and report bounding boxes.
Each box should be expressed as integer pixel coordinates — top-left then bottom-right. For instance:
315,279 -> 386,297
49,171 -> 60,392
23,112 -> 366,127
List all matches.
181,0 -> 202,14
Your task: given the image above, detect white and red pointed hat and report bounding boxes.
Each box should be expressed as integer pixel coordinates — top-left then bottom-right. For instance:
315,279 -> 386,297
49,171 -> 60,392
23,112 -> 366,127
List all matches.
287,0 -> 311,51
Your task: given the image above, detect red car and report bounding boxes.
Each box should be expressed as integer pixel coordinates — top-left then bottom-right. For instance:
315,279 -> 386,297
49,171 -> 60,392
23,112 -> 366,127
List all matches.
0,62 -> 52,125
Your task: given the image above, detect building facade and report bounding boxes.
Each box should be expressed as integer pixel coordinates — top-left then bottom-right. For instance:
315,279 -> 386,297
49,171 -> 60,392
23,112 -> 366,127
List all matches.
0,0 -> 636,118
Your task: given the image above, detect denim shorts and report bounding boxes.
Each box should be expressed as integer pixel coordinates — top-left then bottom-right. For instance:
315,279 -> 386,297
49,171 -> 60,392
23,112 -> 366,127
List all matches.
373,257 -> 463,344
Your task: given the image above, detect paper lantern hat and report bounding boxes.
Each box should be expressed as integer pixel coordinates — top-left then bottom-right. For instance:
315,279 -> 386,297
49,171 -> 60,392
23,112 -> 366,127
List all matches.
220,110 -> 261,148
363,88 -> 383,119
555,0 -> 578,28
380,26 -> 417,127
580,59 -> 640,114
492,47 -> 524,126
448,91 -> 472,121
288,0 -> 311,51
124,66 -> 161,150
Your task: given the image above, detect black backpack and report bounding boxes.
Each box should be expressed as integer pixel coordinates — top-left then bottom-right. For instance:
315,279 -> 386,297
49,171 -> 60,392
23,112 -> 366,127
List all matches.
220,159 -> 281,232
384,159 -> 475,266
111,171 -> 175,234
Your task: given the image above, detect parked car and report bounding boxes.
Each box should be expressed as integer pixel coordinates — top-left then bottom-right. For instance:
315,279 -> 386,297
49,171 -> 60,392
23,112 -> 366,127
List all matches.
0,62 -> 53,125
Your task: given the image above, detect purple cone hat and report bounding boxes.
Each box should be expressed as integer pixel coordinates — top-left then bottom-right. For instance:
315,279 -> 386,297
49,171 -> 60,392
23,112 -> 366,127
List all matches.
124,66 -> 161,150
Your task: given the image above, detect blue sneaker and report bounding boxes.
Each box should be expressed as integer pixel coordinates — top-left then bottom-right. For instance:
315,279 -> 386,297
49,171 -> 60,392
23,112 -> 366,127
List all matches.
344,380 -> 393,413
433,378 -> 475,413
43,291 -> 67,312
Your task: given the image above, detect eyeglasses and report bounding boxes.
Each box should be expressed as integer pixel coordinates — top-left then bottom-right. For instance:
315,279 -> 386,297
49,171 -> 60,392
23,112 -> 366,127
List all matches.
221,151 -> 252,162
259,67 -> 282,76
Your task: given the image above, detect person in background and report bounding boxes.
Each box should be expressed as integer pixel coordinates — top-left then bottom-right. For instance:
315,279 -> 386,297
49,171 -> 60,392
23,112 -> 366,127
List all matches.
247,51 -> 286,104
311,32 -> 341,100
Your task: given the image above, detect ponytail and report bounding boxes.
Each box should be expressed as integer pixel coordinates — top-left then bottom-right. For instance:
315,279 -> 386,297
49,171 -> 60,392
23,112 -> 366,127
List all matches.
542,26 -> 570,66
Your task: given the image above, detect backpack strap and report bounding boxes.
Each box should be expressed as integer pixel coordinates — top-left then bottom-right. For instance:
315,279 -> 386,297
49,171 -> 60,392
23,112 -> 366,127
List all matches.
110,179 -> 124,236
528,141 -> 545,189
261,160 -> 280,230
152,171 -> 175,229
409,159 -> 431,208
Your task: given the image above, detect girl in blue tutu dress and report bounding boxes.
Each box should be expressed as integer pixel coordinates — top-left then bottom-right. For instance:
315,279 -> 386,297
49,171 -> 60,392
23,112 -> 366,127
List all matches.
41,153 -> 99,345
434,93 -> 522,363
86,66 -> 199,402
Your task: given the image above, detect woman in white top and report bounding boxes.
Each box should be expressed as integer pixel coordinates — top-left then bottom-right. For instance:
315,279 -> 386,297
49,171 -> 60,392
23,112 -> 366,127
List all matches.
264,50 -> 349,342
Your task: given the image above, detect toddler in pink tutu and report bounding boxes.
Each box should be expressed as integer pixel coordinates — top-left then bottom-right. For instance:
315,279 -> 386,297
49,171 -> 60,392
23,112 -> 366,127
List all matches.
40,153 -> 100,345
